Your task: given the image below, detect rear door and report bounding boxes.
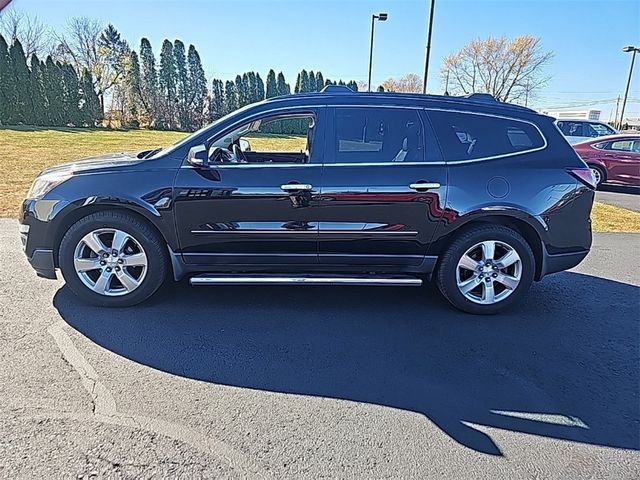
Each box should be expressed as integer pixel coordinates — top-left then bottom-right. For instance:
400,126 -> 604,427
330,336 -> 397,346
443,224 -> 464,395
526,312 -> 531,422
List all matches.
317,106 -> 448,267
605,139 -> 640,186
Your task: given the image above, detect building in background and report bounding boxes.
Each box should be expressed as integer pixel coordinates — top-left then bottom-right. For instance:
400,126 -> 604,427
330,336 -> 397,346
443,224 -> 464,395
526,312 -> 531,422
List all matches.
542,109 -> 602,120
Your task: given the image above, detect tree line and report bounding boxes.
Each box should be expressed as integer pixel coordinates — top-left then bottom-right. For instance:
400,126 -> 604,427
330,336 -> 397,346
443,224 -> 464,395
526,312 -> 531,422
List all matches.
0,34 -> 101,126
0,16 -> 359,132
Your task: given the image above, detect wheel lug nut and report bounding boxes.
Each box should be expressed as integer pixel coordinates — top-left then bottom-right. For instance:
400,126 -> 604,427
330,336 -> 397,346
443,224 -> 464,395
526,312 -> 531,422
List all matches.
102,253 -> 109,258
492,273 -> 498,278
485,277 -> 491,282
115,266 -> 120,271
100,260 -> 106,266
106,267 -> 112,272
117,259 -> 124,264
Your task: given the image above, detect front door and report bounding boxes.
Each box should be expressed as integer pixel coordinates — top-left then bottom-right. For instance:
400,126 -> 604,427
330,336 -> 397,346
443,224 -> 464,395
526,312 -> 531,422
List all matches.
318,106 -> 448,267
174,108 -> 325,266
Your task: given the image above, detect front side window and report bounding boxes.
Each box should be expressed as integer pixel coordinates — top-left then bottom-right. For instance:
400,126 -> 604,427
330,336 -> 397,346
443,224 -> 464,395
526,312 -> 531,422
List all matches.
429,110 -> 545,161
586,122 -> 615,137
333,108 -> 424,163
210,113 -> 315,164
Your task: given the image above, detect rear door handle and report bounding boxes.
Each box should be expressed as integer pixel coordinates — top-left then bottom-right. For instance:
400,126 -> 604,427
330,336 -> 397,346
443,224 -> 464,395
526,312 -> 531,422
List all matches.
409,182 -> 440,190
281,183 -> 313,191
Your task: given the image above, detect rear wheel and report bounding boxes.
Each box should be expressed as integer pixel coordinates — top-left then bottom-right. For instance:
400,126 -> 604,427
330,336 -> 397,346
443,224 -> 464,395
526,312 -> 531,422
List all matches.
436,225 -> 535,314
588,165 -> 605,188
59,211 -> 168,307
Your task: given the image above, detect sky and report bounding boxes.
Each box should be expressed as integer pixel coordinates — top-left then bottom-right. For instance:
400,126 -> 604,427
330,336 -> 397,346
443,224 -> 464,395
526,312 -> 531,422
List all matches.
3,0 -> 640,120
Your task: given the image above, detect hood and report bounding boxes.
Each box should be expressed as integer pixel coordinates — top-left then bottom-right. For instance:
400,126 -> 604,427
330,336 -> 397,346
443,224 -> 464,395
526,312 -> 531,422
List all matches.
39,152 -> 146,177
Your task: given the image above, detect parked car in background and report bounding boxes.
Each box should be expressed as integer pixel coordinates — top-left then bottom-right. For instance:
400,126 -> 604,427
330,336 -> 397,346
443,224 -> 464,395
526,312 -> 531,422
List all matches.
20,87 -> 596,314
555,119 -> 618,144
573,135 -> 640,188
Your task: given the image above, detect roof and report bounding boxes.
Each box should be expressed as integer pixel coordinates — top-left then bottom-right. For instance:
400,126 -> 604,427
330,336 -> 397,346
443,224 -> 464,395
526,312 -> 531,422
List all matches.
262,86 -> 538,116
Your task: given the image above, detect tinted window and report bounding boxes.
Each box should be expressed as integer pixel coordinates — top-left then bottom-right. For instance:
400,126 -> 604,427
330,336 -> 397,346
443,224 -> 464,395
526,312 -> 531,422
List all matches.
334,108 -> 424,163
429,110 -> 545,161
557,121 -> 584,137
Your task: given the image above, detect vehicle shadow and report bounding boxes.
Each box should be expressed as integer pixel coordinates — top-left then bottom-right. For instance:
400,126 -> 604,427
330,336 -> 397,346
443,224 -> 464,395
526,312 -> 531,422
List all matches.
53,272 -> 640,456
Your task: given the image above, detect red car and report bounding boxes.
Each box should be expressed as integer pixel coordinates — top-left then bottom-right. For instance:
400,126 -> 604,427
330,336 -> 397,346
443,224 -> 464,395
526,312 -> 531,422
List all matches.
573,134 -> 640,188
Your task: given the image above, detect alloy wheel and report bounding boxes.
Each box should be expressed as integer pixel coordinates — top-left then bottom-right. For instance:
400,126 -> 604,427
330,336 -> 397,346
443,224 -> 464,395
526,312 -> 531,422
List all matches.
73,228 -> 148,296
455,240 -> 522,305
590,167 -> 602,186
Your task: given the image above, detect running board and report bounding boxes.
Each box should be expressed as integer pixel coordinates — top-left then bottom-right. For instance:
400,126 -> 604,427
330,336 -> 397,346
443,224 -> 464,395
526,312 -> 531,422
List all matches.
189,274 -> 422,287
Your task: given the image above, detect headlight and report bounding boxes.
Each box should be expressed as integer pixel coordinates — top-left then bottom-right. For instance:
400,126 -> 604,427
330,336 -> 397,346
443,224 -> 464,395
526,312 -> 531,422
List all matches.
26,172 -> 71,199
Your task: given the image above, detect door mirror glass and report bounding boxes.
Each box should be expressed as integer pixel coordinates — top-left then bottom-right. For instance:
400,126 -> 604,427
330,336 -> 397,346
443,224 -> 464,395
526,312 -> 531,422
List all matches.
187,145 -> 208,167
239,138 -> 252,152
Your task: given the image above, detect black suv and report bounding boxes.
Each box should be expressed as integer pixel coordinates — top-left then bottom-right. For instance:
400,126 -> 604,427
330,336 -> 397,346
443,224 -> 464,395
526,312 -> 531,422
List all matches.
20,86 -> 595,314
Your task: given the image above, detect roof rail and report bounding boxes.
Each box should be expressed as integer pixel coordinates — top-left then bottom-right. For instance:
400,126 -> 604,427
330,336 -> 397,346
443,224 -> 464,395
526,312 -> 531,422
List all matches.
320,85 -> 354,94
463,93 -> 497,103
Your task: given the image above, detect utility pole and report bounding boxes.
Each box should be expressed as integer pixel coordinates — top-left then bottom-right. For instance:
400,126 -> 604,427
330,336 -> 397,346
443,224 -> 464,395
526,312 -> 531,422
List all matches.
613,96 -> 620,128
422,0 -> 436,94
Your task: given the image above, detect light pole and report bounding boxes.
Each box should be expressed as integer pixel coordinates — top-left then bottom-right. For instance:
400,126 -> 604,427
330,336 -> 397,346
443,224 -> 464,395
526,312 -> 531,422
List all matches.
367,12 -> 388,92
619,45 -> 639,130
422,0 -> 436,94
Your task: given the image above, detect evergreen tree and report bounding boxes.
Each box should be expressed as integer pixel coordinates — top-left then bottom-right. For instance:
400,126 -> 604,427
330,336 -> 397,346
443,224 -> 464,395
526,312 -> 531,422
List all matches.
29,54 -> 46,125
61,63 -> 82,125
0,34 -> 12,124
294,72 -> 301,94
315,71 -> 324,92
79,68 -> 101,126
324,78 -> 333,87
173,39 -> 190,130
300,70 -> 310,92
255,73 -> 265,101
235,74 -> 247,107
308,71 -> 316,92
158,39 -> 176,129
377,85 -> 385,92
347,80 -> 358,91
125,50 -> 142,125
187,44 -> 207,129
265,69 -> 277,99
139,38 -> 158,125
8,40 -> 31,124
209,78 -> 224,120
276,72 -> 290,96
43,56 -> 63,126
224,80 -> 238,113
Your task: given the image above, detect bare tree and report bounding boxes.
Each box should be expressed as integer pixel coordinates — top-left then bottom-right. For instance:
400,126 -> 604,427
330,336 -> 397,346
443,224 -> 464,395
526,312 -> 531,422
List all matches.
441,35 -> 552,104
382,73 -> 423,93
53,18 -> 129,115
0,8 -> 50,58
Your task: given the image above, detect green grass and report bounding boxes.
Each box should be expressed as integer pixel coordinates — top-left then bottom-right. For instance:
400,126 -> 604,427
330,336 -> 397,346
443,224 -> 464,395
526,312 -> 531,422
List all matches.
0,126 -> 638,233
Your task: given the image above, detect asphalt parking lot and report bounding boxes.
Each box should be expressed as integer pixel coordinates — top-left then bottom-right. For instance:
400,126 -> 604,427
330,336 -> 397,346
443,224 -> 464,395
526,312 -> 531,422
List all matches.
596,188 -> 639,212
1,218 -> 638,478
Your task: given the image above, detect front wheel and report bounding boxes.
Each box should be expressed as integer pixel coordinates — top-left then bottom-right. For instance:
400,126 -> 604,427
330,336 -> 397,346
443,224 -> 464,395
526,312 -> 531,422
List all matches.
59,211 -> 168,307
436,225 -> 535,314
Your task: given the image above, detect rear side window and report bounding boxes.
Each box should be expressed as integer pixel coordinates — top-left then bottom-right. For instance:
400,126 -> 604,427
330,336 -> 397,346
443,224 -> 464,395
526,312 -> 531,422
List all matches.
428,110 -> 545,161
557,121 -> 584,137
334,107 -> 424,163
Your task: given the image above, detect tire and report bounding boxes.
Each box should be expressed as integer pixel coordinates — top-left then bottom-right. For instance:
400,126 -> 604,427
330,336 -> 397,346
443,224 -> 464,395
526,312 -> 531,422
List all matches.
436,225 -> 535,315
588,164 -> 605,188
58,210 -> 168,307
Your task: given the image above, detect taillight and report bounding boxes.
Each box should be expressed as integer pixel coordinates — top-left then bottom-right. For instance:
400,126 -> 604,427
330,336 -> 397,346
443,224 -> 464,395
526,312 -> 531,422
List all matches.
567,167 -> 596,189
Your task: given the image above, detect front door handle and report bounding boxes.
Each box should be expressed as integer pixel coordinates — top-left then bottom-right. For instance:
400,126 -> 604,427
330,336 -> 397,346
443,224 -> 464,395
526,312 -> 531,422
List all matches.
409,182 -> 440,191
281,183 -> 313,192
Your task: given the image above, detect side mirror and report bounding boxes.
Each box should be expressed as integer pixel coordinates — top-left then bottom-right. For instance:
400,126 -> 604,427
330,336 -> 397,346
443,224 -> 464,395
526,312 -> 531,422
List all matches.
239,138 -> 252,152
187,145 -> 208,167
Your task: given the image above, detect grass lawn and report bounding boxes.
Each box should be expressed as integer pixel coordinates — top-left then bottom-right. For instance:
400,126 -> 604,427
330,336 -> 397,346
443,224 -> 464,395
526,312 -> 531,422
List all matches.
1,126 -> 638,233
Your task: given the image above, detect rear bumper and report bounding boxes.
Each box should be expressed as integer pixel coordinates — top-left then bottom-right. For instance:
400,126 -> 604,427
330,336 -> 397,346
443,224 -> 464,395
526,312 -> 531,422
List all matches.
538,247 -> 589,279
27,248 -> 57,279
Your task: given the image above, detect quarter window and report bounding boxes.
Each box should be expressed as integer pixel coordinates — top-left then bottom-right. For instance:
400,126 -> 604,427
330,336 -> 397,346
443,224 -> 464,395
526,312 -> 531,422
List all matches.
429,110 -> 545,161
334,108 -> 424,163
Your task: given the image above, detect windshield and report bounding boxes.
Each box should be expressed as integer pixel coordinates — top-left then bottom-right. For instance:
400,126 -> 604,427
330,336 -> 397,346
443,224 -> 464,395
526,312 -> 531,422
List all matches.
147,103 -> 258,159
